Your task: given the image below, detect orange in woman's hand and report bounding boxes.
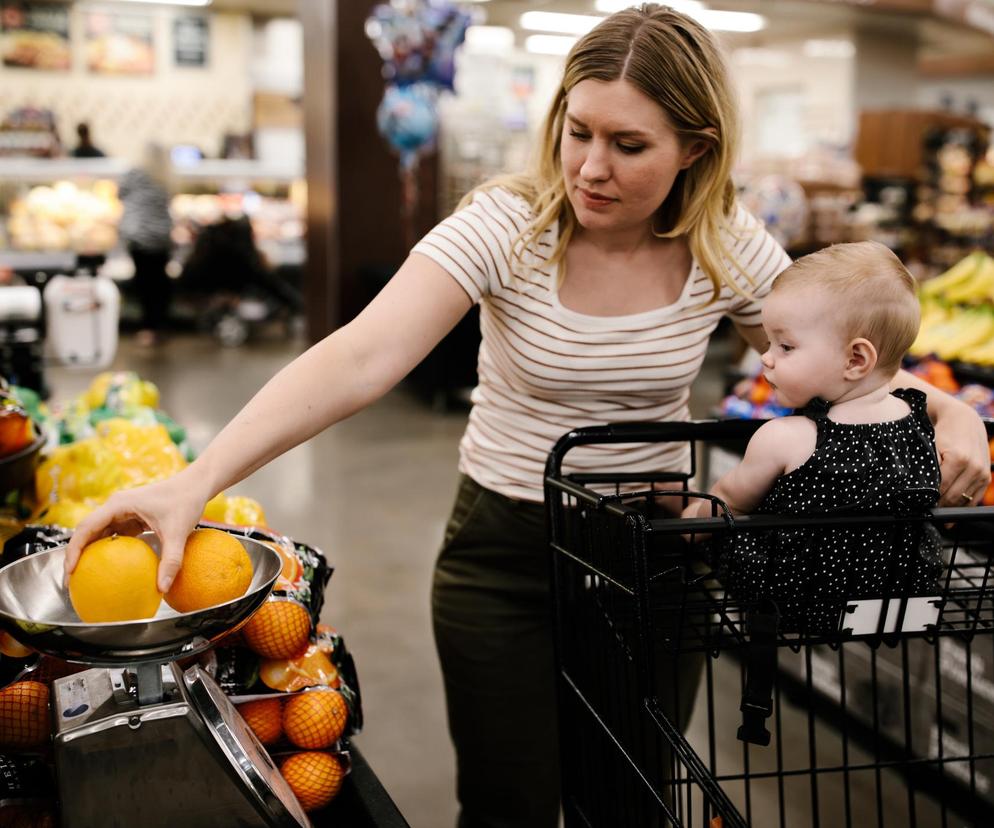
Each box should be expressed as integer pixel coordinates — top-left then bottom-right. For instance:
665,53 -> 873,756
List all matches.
164,528 -> 254,613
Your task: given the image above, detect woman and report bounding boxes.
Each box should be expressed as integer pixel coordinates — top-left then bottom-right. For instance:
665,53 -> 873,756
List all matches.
67,6 -> 989,826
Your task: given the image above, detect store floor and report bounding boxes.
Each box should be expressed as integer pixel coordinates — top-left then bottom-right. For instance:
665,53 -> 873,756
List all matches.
46,330 -> 729,828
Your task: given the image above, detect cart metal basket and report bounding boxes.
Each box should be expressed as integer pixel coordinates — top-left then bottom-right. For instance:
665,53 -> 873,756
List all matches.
545,419 -> 994,828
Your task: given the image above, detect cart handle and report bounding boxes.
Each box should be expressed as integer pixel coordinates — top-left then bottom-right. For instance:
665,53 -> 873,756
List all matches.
544,417 -> 994,479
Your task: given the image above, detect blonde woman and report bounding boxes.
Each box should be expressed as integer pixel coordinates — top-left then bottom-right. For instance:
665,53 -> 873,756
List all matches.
68,5 -> 989,826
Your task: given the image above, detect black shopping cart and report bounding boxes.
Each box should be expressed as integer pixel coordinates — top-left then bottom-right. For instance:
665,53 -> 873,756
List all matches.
545,419 -> 994,828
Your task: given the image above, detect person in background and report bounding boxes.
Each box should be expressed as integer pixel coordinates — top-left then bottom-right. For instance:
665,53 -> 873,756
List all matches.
65,6 -> 991,827
118,145 -> 173,347
70,122 -> 104,158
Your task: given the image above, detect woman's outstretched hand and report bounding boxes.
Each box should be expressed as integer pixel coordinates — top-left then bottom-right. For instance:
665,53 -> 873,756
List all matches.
63,468 -> 211,593
933,401 -> 991,507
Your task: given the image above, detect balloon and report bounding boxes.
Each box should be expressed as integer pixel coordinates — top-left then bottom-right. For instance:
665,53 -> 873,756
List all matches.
365,0 -> 475,91
376,83 -> 439,170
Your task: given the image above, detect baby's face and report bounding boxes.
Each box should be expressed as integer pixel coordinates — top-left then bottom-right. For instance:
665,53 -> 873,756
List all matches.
759,286 -> 848,409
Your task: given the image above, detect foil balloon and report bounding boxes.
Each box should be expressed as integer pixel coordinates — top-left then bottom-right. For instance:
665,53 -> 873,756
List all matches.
365,0 -> 475,247
376,83 -> 439,170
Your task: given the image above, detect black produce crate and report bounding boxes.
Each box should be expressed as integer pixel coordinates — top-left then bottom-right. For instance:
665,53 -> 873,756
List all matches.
313,745 -> 410,828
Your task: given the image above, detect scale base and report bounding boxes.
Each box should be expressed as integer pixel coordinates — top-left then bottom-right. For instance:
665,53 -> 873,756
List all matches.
52,663 -> 309,828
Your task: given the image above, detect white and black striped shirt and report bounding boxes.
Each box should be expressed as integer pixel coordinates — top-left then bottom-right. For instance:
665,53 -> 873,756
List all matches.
413,187 -> 790,502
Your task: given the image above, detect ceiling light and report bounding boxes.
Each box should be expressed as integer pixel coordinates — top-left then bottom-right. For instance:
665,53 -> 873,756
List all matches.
465,25 -> 515,54
519,11 -> 604,36
595,0 -> 704,13
524,34 -> 578,56
803,39 -> 855,59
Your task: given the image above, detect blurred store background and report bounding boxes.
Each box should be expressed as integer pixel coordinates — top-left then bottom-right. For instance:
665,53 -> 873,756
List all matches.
1,0 -> 994,825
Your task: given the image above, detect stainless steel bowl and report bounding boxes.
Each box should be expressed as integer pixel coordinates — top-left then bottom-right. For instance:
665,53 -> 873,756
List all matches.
0,531 -> 281,665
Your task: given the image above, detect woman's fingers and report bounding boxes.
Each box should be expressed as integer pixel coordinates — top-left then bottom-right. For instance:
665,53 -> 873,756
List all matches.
937,446 -> 991,507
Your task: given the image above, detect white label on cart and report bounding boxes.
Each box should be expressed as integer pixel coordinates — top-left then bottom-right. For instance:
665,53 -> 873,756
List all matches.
839,596 -> 941,636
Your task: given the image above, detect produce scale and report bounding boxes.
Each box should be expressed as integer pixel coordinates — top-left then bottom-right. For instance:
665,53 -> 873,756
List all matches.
0,531 -> 312,828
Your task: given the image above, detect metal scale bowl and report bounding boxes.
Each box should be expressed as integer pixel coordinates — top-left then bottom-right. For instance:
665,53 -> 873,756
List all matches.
0,530 -> 311,828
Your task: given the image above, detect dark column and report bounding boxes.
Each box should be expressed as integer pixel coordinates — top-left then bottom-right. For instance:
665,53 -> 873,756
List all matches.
301,0 -> 440,342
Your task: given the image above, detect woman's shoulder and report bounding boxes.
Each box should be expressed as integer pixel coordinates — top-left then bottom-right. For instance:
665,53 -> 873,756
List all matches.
721,201 -> 770,247
463,184 -> 537,224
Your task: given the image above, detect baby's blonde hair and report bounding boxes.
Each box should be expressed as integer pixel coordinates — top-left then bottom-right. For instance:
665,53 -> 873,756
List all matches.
772,241 -> 919,375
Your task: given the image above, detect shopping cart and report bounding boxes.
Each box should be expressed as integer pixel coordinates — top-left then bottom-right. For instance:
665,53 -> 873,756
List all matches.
545,419 -> 994,828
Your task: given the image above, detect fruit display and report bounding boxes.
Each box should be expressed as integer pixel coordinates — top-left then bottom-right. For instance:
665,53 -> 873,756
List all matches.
912,252 -> 994,366
0,373 -> 359,816
4,180 -> 121,253
27,371 -> 264,530
68,535 -> 161,623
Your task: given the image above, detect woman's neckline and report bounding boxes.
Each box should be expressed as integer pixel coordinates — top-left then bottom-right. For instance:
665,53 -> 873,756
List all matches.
550,237 -> 700,324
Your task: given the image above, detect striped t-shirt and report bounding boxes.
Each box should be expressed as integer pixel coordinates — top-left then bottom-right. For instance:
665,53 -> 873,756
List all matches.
412,187 -> 790,502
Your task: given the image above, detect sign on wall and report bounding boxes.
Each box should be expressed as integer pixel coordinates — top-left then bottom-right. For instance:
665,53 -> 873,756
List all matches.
85,9 -> 155,75
173,14 -> 208,67
0,2 -> 70,70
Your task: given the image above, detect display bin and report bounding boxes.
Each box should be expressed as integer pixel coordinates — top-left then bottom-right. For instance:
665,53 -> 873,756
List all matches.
315,745 -> 410,828
545,419 -> 994,828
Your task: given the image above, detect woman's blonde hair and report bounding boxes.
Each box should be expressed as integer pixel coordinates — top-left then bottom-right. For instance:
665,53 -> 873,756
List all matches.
458,3 -> 744,301
772,241 -> 920,375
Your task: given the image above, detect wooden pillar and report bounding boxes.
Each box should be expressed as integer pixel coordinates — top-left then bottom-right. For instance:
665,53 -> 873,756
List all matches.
300,0 -> 440,341
300,0 -> 338,342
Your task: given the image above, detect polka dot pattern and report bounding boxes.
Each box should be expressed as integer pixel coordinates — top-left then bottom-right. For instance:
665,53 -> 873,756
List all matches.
721,388 -> 943,634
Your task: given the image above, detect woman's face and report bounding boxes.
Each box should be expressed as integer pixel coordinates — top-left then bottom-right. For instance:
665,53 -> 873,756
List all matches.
561,78 -> 699,235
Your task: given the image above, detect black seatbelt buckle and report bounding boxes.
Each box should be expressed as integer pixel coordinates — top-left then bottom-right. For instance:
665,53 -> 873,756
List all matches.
737,700 -> 772,746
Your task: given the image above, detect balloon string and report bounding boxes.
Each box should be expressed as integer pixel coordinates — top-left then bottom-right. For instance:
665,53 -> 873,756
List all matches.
401,162 -> 419,253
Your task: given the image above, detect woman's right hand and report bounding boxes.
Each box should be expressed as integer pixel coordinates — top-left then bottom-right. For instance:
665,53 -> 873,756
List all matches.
63,467 -> 211,593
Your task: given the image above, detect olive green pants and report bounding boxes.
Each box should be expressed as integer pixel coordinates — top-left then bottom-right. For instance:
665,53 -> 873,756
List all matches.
432,474 -> 702,828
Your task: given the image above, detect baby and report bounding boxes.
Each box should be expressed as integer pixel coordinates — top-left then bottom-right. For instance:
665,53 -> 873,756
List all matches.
684,241 -> 942,634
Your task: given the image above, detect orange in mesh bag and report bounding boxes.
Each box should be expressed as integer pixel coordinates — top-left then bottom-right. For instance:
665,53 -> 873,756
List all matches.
0,682 -> 49,748
242,598 -> 311,660
282,689 -> 347,750
279,751 -> 346,812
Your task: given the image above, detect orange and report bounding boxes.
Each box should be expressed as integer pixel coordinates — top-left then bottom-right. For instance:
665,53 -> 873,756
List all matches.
263,540 -> 303,588
260,645 -> 339,693
68,535 -> 161,623
283,689 -> 348,749
164,528 -> 254,613
0,681 -> 49,748
242,600 -> 311,659
0,631 -> 33,659
236,698 -> 283,745
280,752 -> 345,812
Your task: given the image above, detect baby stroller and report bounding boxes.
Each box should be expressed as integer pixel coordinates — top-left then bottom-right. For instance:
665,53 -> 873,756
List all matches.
178,217 -> 303,346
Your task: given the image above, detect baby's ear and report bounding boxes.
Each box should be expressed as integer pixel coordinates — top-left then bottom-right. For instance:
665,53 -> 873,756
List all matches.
844,337 -> 877,379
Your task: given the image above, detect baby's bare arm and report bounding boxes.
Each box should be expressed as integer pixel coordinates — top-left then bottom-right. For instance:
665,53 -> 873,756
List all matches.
685,417 -> 817,519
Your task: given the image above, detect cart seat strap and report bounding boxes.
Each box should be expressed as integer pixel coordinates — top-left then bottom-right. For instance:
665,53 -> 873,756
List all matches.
737,600 -> 778,746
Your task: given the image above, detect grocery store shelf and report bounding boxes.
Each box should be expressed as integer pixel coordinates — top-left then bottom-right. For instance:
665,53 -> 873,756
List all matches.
170,158 -> 303,182
0,157 -> 303,184
0,157 -> 129,182
0,250 -> 77,272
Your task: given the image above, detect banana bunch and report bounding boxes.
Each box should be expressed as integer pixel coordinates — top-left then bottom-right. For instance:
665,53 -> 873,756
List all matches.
910,304 -> 994,361
921,251 -> 994,304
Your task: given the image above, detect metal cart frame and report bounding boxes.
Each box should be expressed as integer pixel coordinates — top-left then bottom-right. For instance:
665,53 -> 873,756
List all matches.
545,419 -> 994,828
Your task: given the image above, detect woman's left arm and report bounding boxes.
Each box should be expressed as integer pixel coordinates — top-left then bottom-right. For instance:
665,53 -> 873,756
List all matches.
893,369 -> 990,506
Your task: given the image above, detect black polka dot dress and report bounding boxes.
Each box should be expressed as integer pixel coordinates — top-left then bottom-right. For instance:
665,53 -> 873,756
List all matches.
719,388 -> 943,635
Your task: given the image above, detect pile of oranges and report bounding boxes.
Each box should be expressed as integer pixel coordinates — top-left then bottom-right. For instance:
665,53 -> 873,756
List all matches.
237,689 -> 350,811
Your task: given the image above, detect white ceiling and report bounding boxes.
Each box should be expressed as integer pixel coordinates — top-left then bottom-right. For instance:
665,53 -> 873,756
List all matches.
203,0 -> 994,58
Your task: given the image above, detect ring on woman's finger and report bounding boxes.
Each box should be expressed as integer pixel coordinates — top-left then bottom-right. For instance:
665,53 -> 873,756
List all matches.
961,492 -> 974,502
